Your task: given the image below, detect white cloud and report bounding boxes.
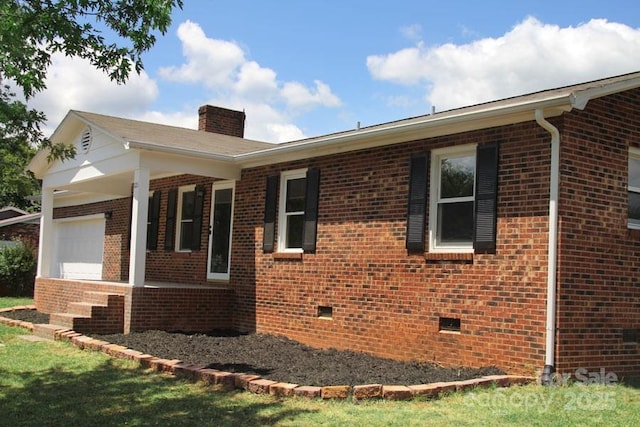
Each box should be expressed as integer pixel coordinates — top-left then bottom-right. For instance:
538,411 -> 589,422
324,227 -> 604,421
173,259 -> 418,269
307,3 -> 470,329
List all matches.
367,17 -> 640,111
401,24 -> 423,41
157,21 -> 341,141
281,80 -> 342,109
158,20 -> 246,88
28,54 -> 158,137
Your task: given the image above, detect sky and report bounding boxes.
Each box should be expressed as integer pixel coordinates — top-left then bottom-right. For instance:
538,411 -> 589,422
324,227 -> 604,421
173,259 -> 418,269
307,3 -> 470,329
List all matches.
28,0 -> 640,143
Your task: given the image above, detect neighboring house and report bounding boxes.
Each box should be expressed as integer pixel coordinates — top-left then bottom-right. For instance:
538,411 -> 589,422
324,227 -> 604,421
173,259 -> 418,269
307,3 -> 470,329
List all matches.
0,207 -> 41,249
28,73 -> 640,379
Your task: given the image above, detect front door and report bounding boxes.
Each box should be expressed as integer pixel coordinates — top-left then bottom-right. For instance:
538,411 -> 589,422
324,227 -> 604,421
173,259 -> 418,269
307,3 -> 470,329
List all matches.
207,181 -> 234,281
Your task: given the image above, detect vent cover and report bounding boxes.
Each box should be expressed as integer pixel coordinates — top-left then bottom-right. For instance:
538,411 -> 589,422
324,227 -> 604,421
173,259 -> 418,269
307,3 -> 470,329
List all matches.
78,127 -> 92,153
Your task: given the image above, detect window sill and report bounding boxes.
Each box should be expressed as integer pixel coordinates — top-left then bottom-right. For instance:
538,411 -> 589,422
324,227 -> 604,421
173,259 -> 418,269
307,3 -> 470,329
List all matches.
425,252 -> 474,262
273,252 -> 303,261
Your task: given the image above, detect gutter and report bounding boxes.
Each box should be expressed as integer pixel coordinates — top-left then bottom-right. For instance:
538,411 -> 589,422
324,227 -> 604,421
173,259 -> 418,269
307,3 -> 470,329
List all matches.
535,108 -> 560,385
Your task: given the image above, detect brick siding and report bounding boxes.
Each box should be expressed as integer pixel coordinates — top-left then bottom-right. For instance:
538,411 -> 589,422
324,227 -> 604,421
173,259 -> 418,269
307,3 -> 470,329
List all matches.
40,88 -> 640,377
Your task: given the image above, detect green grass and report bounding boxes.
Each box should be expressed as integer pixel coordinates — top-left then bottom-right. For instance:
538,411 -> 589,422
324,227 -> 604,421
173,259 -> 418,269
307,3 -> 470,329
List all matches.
1,297 -> 640,426
0,296 -> 34,309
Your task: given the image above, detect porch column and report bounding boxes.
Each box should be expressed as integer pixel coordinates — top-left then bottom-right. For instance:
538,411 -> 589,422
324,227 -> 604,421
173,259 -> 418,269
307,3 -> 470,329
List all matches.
36,186 -> 54,278
128,167 -> 150,287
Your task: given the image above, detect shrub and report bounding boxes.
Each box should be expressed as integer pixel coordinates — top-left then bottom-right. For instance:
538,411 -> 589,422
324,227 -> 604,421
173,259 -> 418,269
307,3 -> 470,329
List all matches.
0,240 -> 37,297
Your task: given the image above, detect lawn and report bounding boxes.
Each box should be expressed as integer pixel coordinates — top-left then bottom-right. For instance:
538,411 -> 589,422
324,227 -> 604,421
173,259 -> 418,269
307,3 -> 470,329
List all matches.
1,297 -> 639,426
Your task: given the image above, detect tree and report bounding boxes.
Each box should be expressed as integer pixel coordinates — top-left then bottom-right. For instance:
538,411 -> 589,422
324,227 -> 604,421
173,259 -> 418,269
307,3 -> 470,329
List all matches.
0,0 -> 183,209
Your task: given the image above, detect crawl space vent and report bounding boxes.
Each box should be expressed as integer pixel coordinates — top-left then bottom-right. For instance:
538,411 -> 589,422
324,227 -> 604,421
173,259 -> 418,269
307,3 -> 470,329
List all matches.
79,127 -> 92,153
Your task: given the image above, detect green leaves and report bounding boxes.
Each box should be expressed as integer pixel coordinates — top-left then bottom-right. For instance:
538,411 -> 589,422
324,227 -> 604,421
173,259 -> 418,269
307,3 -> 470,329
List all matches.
0,0 -> 182,206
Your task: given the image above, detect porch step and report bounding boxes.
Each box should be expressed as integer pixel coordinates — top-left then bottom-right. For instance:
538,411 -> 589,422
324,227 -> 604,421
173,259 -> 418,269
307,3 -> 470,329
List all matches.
33,323 -> 69,340
67,301 -> 104,317
50,312 -> 90,329
83,291 -> 117,305
48,291 -> 125,335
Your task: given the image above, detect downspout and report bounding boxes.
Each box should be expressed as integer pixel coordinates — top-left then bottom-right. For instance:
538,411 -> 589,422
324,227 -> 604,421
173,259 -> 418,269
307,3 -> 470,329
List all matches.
535,109 -> 560,385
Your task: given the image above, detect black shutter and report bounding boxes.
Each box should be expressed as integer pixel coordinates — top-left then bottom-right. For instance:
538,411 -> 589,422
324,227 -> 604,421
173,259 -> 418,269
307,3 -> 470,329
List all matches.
302,167 -> 320,252
147,190 -> 161,250
262,175 -> 279,252
406,154 -> 429,251
191,184 -> 206,250
474,142 -> 499,252
164,188 -> 178,250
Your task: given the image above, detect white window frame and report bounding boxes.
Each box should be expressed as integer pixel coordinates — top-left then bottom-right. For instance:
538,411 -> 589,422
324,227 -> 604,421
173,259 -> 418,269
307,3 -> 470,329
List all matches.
278,168 -> 308,253
628,148 -> 640,230
175,185 -> 195,252
429,144 -> 477,253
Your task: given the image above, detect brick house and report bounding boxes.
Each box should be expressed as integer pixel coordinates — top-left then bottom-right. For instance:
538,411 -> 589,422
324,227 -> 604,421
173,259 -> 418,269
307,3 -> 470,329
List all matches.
0,207 -> 41,249
29,72 -> 640,379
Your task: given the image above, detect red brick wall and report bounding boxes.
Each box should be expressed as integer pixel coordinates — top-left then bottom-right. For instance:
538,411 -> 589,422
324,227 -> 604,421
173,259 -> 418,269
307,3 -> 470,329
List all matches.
0,222 -> 40,249
555,89 -> 640,378
144,175 -> 214,285
34,277 -> 127,314
232,121 -> 554,375
125,285 -> 233,333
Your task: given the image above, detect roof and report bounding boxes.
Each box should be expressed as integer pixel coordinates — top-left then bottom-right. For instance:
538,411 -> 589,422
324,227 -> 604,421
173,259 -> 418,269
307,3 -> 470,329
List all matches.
0,211 -> 41,227
68,111 -> 273,157
30,71 -> 640,174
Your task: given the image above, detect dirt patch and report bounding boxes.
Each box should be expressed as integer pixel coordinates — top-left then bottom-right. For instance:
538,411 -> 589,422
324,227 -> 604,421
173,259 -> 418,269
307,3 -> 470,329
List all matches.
94,330 -> 504,386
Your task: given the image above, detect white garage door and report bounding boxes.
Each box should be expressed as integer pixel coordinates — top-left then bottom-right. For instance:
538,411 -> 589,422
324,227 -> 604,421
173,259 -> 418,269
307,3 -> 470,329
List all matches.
54,214 -> 105,280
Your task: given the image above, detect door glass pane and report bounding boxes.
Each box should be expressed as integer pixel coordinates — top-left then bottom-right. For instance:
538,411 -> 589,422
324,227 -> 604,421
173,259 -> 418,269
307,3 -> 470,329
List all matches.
210,188 -> 233,274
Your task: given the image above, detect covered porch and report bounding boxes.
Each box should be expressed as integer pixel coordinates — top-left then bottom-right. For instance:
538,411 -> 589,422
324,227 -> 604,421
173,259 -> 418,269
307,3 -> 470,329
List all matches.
27,108 -> 257,334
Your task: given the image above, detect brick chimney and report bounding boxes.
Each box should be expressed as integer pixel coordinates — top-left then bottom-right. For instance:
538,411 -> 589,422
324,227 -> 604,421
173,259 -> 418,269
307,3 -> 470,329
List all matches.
198,105 -> 245,137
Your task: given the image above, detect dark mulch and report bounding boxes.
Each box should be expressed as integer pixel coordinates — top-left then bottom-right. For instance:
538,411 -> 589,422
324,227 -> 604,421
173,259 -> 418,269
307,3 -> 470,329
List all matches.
1,309 -> 49,324
3,309 -> 504,386
94,330 -> 504,386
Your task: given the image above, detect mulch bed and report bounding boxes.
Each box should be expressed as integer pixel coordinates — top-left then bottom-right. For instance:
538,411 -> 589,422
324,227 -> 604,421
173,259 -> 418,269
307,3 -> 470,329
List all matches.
3,309 -> 504,387
93,330 -> 504,386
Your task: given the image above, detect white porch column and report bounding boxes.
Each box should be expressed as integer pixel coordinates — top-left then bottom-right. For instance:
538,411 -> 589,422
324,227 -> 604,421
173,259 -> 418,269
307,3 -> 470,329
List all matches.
128,167 -> 150,287
36,186 -> 55,278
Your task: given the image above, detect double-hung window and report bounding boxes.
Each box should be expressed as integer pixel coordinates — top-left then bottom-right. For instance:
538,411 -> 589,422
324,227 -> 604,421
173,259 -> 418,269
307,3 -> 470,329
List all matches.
279,169 -> 307,252
263,167 -> 321,254
629,148 -> 640,229
176,185 -> 196,251
429,145 -> 477,252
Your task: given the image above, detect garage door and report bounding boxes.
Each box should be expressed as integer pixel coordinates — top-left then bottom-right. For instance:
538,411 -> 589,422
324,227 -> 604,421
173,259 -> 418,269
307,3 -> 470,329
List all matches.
54,214 -> 105,280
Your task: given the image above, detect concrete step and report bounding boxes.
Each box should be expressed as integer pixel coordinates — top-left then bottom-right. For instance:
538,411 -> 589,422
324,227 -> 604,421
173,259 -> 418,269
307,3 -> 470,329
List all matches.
33,323 -> 69,340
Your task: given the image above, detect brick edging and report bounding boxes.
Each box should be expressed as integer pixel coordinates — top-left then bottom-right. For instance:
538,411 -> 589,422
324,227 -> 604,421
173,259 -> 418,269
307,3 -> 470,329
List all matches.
0,310 -> 535,400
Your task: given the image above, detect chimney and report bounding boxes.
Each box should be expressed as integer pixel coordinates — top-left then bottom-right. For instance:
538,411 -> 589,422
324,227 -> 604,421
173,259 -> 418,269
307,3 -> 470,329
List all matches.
198,105 -> 246,138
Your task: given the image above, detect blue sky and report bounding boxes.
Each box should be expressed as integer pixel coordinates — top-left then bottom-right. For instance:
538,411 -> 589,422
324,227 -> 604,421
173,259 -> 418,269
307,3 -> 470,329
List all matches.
31,0 -> 640,142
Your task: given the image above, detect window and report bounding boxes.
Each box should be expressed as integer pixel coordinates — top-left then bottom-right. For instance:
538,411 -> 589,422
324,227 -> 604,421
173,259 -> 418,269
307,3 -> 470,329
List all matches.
429,145 -> 476,252
263,168 -> 320,254
164,184 -> 205,252
629,149 -> 640,229
279,169 -> 307,252
406,143 -> 498,253
176,186 -> 196,251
